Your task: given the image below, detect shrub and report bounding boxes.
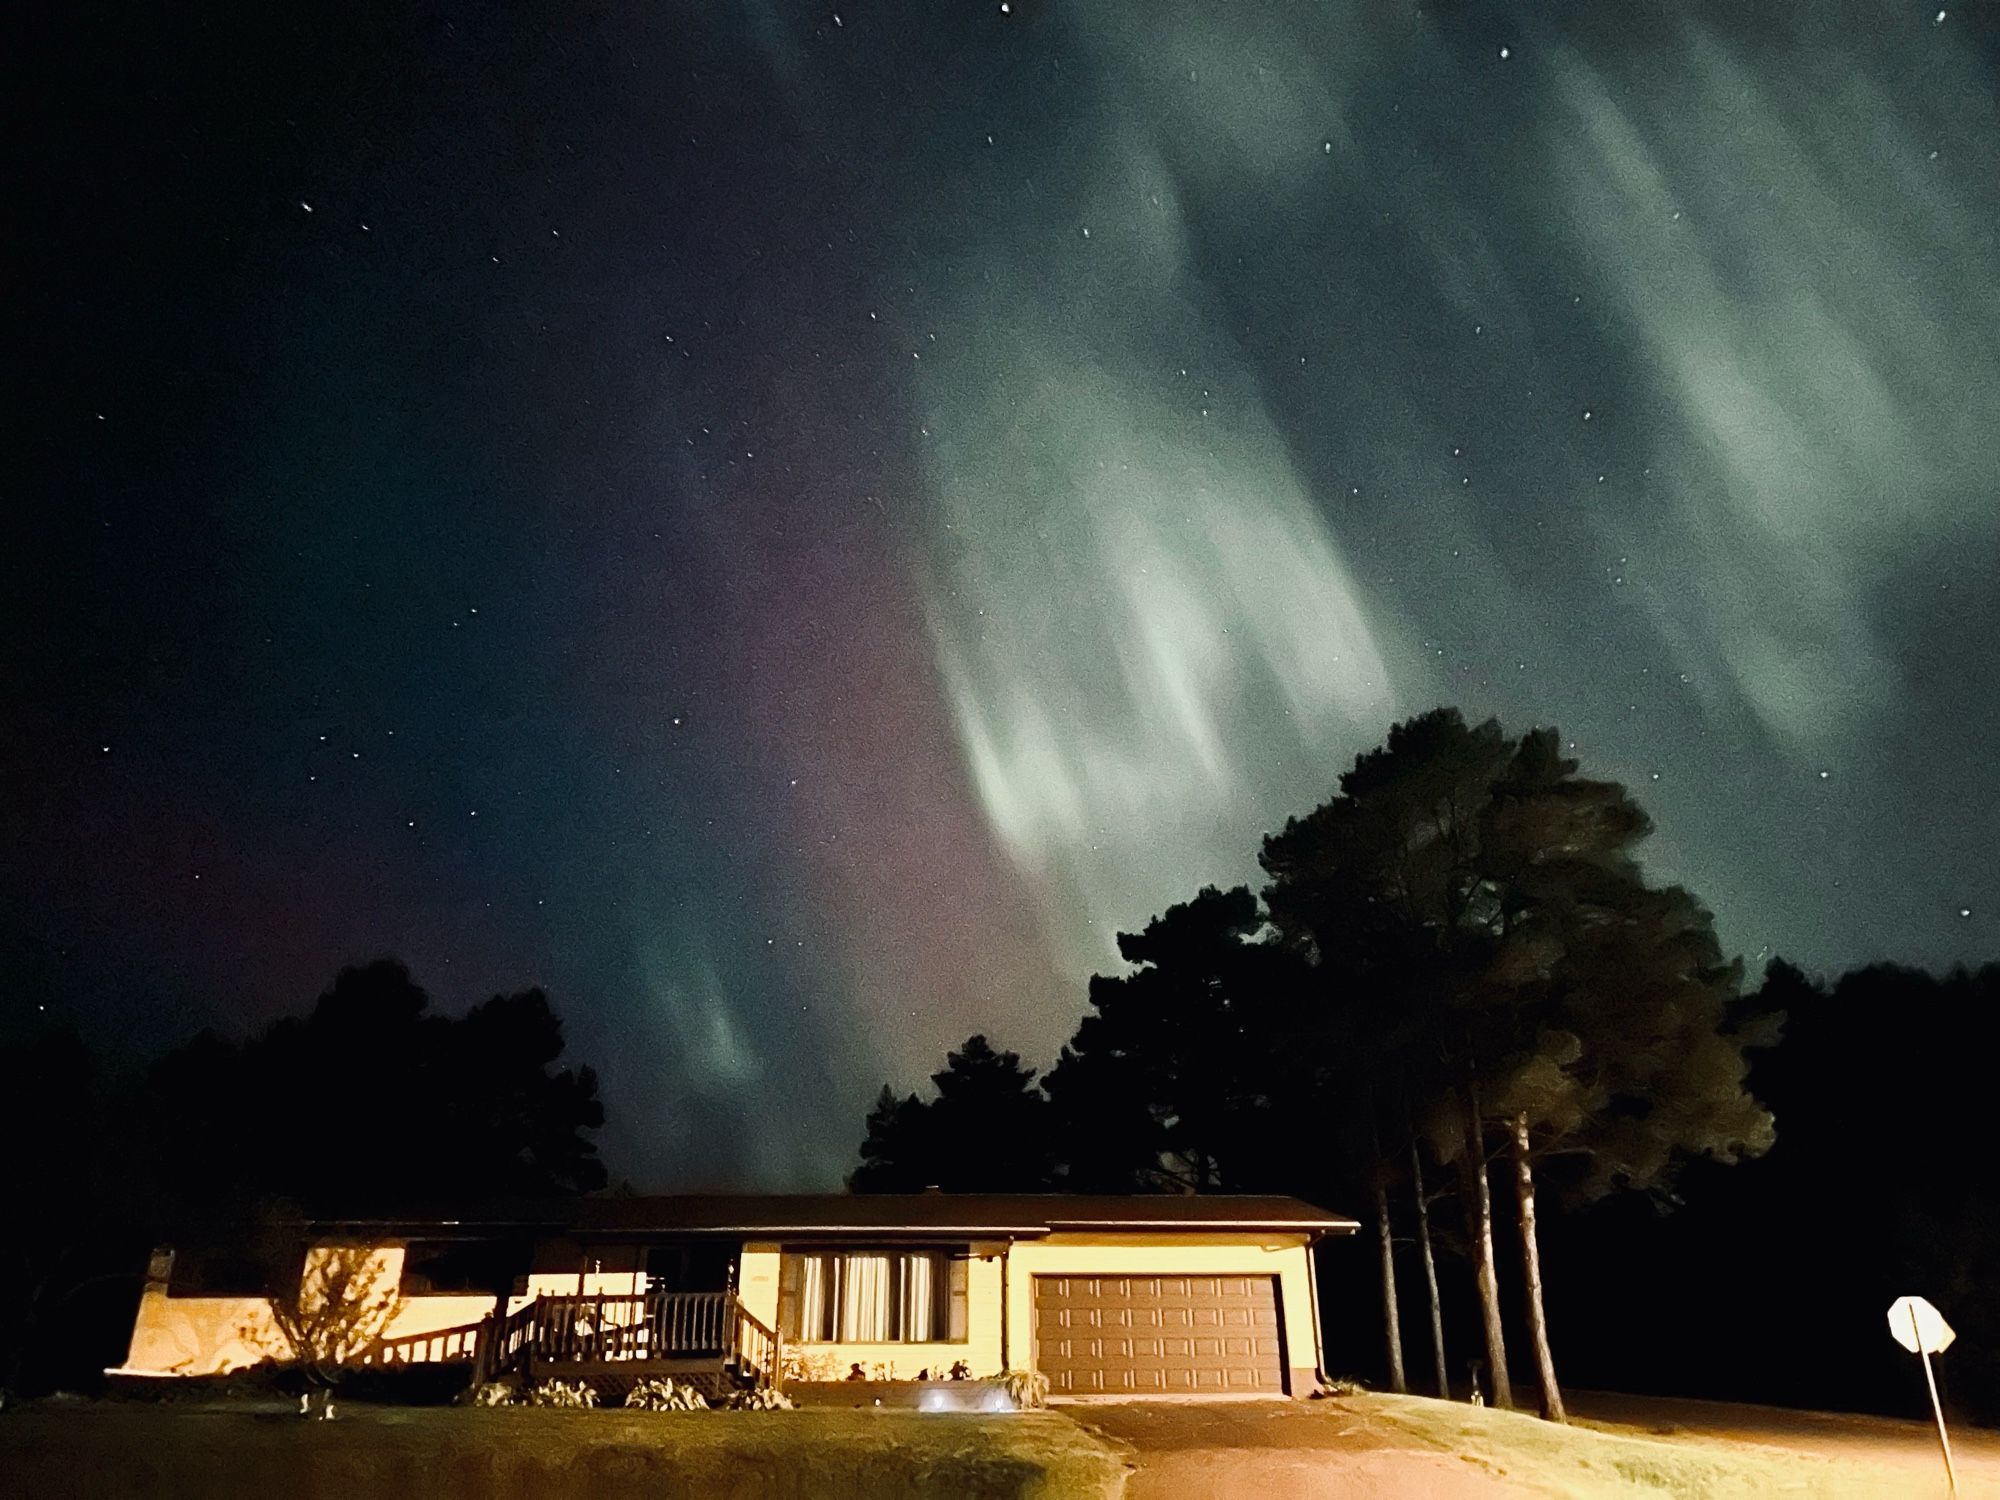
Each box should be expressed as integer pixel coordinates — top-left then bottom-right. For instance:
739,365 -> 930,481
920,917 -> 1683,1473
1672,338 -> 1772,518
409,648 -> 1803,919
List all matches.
623,1378 -> 709,1411
466,1382 -> 517,1408
719,1385 -> 795,1411
1313,1376 -> 1366,1398
779,1348 -> 838,1383
259,1244 -> 401,1390
999,1370 -> 1050,1411
524,1379 -> 598,1408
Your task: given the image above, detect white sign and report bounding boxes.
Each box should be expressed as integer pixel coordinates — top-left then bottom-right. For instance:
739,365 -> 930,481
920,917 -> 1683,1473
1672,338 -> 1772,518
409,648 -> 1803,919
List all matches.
1888,1295 -> 1960,1495
1889,1295 -> 1956,1355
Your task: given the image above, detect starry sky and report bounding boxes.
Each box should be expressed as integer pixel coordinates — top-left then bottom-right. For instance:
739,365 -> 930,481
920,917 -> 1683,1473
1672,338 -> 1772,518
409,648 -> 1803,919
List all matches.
10,1 -> 2000,1188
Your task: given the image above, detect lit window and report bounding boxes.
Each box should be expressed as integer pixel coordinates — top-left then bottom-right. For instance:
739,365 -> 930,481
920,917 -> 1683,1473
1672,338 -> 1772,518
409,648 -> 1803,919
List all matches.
786,1251 -> 965,1343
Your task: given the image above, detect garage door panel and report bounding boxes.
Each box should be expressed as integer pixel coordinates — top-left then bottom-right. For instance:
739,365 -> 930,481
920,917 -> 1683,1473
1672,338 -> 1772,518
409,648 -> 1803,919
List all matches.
1034,1274 -> 1287,1396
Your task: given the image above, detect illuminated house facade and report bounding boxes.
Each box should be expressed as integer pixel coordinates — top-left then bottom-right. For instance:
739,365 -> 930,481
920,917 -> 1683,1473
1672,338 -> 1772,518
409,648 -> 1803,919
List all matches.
115,1194 -> 1356,1399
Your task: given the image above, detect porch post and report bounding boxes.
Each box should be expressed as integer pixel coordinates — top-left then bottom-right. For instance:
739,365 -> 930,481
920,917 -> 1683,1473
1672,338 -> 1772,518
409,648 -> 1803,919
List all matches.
470,1310 -> 494,1387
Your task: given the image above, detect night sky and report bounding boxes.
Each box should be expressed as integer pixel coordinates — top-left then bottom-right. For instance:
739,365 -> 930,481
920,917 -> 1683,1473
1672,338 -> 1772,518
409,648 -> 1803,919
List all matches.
10,2 -> 2000,1188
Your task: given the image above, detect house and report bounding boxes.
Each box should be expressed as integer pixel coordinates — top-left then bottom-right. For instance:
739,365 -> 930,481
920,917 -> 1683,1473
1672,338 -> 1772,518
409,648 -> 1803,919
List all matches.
115,1194 -> 1357,1399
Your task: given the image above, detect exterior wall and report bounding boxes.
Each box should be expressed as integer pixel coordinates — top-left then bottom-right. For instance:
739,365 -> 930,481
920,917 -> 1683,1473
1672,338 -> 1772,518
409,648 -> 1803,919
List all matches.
523,1238 -> 648,1298
117,1226 -> 1329,1392
748,1232 -> 1319,1388
120,1287 -> 278,1377
1004,1233 -> 1321,1395
738,1240 -> 1008,1382
737,1243 -> 783,1328
116,1242 -> 501,1379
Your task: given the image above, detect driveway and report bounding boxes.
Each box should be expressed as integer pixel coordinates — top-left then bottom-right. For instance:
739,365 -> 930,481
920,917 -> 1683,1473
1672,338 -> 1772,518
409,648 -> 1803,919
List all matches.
1073,1399 -> 1520,1500
1075,1392 -> 2000,1500
1570,1390 -> 2000,1495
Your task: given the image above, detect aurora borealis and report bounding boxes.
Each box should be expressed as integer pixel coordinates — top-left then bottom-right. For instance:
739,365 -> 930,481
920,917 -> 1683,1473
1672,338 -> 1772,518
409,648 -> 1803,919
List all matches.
11,2 -> 2000,1186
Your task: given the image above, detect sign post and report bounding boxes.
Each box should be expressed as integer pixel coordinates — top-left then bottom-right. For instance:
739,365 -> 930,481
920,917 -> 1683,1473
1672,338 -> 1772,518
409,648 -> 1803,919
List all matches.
1888,1295 -> 1958,1496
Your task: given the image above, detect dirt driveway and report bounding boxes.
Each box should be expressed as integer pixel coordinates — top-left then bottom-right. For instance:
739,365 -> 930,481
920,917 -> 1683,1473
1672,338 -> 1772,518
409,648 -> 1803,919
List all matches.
1570,1390 -> 2000,1495
1075,1392 -> 2000,1500
1074,1399 -> 1518,1500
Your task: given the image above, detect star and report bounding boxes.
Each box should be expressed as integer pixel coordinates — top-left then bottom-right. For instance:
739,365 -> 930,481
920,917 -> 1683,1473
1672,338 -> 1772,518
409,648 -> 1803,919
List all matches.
16,0 -> 1998,1216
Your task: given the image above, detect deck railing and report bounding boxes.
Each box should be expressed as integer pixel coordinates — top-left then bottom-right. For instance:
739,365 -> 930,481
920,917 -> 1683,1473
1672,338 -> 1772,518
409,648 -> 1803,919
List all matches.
384,1291 -> 783,1387
731,1298 -> 781,1387
528,1290 -> 732,1362
359,1320 -> 484,1367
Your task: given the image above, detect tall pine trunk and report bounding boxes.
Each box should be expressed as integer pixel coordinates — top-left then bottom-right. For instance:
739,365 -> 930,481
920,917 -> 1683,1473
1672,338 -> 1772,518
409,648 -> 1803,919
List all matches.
1462,1079 -> 1512,1409
1408,1119 -> 1450,1398
1510,1111 -> 1565,1422
1369,1107 -> 1408,1393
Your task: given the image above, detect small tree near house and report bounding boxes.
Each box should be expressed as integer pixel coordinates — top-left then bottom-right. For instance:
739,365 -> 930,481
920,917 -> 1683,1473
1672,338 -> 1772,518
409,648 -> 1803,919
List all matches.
258,1244 -> 401,1417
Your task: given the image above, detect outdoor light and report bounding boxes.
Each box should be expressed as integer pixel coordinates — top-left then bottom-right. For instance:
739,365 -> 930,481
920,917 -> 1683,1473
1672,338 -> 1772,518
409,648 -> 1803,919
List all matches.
917,1384 -> 1015,1414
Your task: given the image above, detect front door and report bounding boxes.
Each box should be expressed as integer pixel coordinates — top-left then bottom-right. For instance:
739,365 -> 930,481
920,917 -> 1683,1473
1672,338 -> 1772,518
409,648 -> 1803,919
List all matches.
645,1241 -> 737,1293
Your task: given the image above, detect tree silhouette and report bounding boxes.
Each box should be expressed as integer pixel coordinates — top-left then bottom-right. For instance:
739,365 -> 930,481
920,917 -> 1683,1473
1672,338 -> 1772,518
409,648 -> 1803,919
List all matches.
851,1035 -> 1056,1192
1,1026 -> 133,1399
1549,959 -> 2000,1424
1262,710 -> 1522,1405
851,712 -> 1778,1418
134,959 -> 606,1219
260,1235 -> 401,1414
1044,887 -> 1315,1195
1262,710 -> 1775,1418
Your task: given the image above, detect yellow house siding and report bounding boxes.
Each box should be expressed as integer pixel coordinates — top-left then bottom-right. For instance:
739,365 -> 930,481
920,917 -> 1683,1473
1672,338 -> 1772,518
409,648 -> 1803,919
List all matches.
116,1242 -> 502,1379
749,1234 -> 1319,1386
116,1226 -> 1331,1391
1004,1233 -> 1320,1392
119,1287 -> 275,1377
742,1241 -> 1008,1381
737,1243 -> 783,1327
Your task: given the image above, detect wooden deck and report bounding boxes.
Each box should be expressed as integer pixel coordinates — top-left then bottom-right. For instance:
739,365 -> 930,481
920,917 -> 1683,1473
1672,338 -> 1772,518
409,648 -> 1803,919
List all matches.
360,1290 -> 783,1392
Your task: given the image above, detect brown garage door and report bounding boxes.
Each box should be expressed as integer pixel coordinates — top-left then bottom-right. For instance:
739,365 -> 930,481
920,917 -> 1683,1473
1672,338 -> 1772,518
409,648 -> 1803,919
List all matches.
1033,1274 -> 1287,1396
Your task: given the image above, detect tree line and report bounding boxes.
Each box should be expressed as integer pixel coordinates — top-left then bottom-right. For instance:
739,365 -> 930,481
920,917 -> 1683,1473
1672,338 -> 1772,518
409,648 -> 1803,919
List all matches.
9,707 -> 1992,1423
854,708 -> 1995,1422
1,959 -> 605,1397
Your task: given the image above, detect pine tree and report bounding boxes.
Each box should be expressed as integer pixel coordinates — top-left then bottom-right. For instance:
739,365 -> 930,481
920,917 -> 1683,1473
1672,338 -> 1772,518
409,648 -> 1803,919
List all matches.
1264,710 -> 1775,1419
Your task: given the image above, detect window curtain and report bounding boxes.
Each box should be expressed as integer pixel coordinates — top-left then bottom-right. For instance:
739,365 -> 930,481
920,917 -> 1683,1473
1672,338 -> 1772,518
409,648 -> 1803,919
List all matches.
792,1251 -> 949,1342
799,1252 -> 832,1341
899,1253 -> 935,1342
838,1254 -> 892,1342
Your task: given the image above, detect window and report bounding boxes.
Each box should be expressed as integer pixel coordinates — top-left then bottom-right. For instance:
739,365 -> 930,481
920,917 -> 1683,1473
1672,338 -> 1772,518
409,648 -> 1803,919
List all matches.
401,1241 -> 492,1296
166,1243 -> 292,1298
645,1242 -> 736,1293
398,1238 -> 531,1296
782,1250 -> 968,1343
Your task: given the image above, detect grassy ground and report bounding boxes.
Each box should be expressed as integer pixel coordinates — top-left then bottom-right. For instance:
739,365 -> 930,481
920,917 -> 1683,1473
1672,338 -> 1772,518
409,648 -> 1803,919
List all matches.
1369,1392 -> 1968,1498
0,1403 -> 1130,1500
12,1390 -> 1980,1499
